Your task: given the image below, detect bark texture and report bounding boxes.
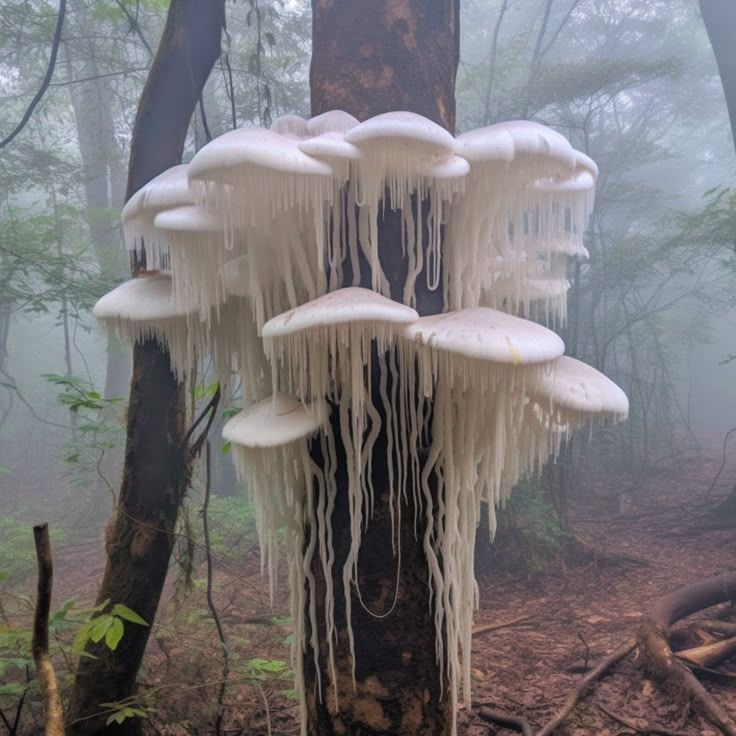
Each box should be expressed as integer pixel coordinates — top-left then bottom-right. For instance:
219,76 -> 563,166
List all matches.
307,2 -> 459,733
67,2 -> 224,734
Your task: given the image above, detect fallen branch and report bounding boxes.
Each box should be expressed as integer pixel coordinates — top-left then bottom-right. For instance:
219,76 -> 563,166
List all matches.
472,614 -> 534,637
476,706 -> 534,736
535,638 -> 637,736
31,524 -> 64,736
639,572 -> 736,736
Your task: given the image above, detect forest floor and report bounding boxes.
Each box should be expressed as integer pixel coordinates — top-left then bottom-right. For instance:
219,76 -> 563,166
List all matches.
3,442 -> 736,735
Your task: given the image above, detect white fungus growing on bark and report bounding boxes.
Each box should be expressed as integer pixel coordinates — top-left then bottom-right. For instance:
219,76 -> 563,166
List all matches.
94,110 -> 627,736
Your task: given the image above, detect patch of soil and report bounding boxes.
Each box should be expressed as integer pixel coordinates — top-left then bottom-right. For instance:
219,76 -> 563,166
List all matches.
4,446 -> 735,735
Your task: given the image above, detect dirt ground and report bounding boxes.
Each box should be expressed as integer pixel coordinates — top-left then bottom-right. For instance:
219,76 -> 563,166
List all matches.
8,444 -> 736,735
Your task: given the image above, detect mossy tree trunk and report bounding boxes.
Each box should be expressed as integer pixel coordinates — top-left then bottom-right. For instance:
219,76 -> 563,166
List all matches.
67,2 -> 224,734
306,2 -> 459,733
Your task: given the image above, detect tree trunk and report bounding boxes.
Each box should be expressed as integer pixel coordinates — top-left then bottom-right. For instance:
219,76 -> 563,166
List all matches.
67,2 -> 224,734
306,2 -> 459,733
700,0 -> 736,151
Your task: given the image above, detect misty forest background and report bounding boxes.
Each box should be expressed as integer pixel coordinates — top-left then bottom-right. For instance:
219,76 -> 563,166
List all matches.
1,0 -> 736,734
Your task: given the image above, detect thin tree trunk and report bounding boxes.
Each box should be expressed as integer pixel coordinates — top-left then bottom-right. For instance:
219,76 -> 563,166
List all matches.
306,2 -> 458,733
67,2 -> 225,734
700,0 -> 736,151
66,0 -> 131,399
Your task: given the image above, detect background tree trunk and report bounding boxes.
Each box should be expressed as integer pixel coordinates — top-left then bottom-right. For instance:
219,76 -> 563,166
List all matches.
306,2 -> 459,733
67,2 -> 225,733
700,0 -> 736,150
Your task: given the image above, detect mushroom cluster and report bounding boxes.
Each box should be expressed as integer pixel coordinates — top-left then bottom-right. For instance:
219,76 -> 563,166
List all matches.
94,110 -> 627,734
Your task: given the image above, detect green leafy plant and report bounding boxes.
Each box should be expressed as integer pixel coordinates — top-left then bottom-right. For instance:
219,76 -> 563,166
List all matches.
42,373 -> 125,489
73,602 -> 148,656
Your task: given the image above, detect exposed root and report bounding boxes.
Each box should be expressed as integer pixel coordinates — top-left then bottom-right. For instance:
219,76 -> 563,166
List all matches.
639,572 -> 736,736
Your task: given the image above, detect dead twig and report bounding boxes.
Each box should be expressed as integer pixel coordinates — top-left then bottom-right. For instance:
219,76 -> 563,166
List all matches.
535,637 -> 637,736
472,614 -> 534,637
31,524 -> 64,736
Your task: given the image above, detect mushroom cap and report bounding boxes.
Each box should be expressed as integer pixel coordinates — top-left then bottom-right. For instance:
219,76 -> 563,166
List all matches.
188,127 -> 333,184
575,151 -> 599,179
222,392 -> 326,448
531,355 -> 629,418
121,165 -> 192,225
500,120 -> 576,170
534,170 -> 595,194
404,307 -> 564,365
262,287 -> 419,339
270,114 -> 309,138
153,205 -> 224,233
298,132 -> 363,161
307,110 -> 360,136
418,154 -> 470,179
344,111 -> 455,155
454,126 -> 515,163
93,274 -> 187,322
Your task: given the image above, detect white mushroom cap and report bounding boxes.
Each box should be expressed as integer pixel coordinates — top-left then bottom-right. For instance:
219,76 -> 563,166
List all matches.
418,154 -> 470,180
121,165 -> 193,254
93,273 -> 186,322
534,169 -> 595,194
270,114 -> 309,138
344,111 -> 455,156
298,132 -> 363,161
575,150 -> 599,179
262,287 -> 418,338
307,110 -> 360,136
188,128 -> 333,184
153,205 -> 223,233
122,165 -> 192,226
222,392 -> 326,448
500,120 -> 576,172
531,355 -> 629,421
454,126 -> 515,164
404,307 -> 564,366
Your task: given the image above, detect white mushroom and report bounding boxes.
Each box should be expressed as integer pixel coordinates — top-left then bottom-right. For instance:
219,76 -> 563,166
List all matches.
153,205 -> 226,320
344,111 -> 460,296
121,164 -> 192,265
223,392 -> 330,719
270,113 -> 309,138
188,127 -> 336,326
401,306 -> 564,718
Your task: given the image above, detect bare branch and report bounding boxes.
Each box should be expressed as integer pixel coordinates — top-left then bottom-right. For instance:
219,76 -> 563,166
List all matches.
0,0 -> 67,150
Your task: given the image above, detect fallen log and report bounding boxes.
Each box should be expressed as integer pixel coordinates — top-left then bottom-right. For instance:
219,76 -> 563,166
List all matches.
639,572 -> 736,736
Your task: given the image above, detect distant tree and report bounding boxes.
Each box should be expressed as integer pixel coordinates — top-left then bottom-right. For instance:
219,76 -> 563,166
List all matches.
67,1 -> 225,733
